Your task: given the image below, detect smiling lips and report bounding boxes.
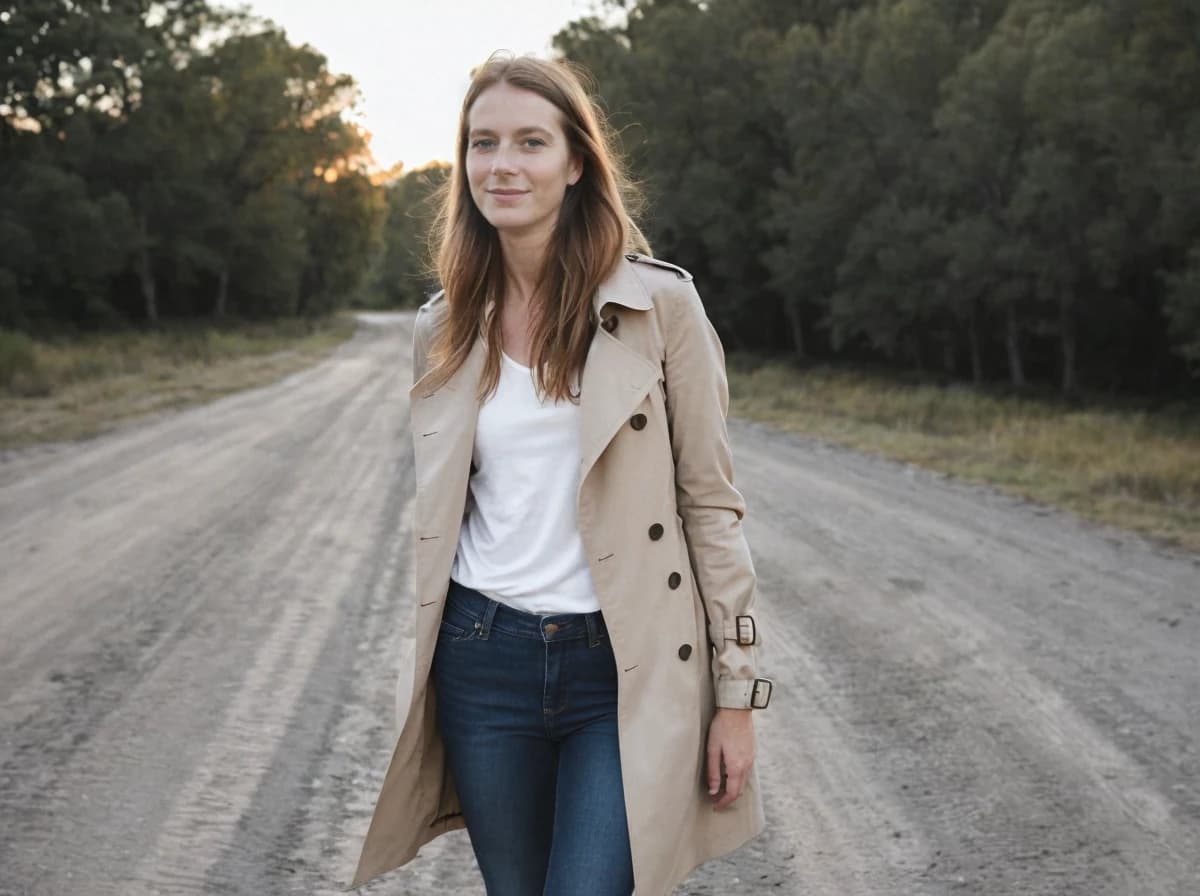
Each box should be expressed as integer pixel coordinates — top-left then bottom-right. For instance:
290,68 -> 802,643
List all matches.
489,189 -> 527,201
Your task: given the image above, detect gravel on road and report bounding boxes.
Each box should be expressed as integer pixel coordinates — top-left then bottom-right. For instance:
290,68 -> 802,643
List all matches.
1,312 -> 1196,896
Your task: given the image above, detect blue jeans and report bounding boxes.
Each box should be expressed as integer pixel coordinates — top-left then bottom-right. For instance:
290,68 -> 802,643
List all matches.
432,581 -> 635,896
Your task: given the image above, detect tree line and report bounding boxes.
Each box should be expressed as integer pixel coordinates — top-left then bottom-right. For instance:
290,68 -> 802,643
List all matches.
1,0 -> 395,329
5,1 -> 1199,396
555,0 -> 1200,394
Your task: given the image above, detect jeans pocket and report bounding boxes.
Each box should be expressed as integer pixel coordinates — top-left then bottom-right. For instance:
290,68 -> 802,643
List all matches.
438,613 -> 480,642
440,585 -> 488,641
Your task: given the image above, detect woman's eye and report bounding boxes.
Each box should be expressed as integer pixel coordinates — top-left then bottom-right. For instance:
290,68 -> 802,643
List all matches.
470,139 -> 495,150
523,138 -> 546,148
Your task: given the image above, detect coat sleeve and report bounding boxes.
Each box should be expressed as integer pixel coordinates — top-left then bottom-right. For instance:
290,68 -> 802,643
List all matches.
662,279 -> 761,709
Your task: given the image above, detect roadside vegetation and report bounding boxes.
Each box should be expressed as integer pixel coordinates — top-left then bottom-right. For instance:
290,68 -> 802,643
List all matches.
9,2 -> 1200,395
0,316 -> 356,448
728,359 -> 1200,552
559,1 -> 1200,398
6,2 -> 1198,548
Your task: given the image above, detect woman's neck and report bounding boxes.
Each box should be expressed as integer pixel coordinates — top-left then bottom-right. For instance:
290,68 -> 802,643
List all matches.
498,230 -> 549,308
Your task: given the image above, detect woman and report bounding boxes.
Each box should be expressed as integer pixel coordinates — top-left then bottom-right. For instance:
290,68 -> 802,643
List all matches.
353,52 -> 772,896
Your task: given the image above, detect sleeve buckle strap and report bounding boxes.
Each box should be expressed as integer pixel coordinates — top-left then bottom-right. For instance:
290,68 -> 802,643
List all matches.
708,615 -> 758,647
750,678 -> 773,709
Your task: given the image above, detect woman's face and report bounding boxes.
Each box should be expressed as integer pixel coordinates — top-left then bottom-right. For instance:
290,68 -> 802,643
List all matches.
465,82 -> 582,243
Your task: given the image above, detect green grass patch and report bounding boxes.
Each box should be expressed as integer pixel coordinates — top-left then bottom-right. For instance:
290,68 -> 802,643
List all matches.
727,358 -> 1200,553
1,314 -> 357,448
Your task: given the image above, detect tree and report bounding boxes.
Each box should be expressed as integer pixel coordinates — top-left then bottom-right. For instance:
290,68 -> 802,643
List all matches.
369,163 -> 451,309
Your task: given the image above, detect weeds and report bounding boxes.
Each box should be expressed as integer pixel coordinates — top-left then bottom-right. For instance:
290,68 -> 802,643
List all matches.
1,314 -> 356,447
727,359 -> 1200,551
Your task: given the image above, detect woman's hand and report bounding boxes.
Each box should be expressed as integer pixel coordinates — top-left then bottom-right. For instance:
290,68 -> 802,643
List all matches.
706,707 -> 756,810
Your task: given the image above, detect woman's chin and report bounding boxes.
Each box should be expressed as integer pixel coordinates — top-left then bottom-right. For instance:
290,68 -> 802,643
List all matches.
487,214 -> 550,240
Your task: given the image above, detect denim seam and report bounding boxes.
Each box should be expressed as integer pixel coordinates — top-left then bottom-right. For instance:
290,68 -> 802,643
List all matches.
542,641 -> 554,737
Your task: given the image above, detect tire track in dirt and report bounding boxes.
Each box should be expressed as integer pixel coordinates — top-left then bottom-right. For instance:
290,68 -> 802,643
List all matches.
1,316 -> 1197,896
729,426 -> 1199,895
0,319 -> 416,895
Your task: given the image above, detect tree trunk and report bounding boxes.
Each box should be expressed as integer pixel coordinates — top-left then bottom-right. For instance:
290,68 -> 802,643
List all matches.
1060,293 -> 1078,396
968,296 -> 984,385
136,214 -> 158,324
215,263 -> 230,317
784,300 -> 806,361
1005,302 -> 1025,389
910,334 -> 926,373
942,337 -> 956,377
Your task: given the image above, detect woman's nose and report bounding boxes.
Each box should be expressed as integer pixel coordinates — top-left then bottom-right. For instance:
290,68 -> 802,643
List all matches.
491,145 -> 517,175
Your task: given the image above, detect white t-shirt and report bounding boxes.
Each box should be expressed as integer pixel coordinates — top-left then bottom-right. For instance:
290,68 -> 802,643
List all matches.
450,351 -> 601,614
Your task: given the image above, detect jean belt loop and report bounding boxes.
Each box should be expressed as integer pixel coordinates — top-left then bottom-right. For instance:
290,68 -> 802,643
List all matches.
478,597 -> 499,640
585,611 -> 603,648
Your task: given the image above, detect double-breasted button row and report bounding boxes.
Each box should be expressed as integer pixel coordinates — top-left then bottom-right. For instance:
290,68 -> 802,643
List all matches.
638,483 -> 685,659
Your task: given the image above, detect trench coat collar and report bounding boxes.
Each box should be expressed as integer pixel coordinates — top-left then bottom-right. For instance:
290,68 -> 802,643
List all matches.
594,254 -> 655,316
580,255 -> 661,484
411,254 -> 652,402
408,254 -> 659,495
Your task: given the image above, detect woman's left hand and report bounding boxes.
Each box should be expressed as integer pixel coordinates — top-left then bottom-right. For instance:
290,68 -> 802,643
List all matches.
706,707 -> 756,810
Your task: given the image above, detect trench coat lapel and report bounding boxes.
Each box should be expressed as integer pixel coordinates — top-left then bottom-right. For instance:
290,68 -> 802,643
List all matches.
578,257 -> 661,486
408,337 -> 485,635
408,337 -> 485,499
577,331 -> 661,486
408,254 -> 659,550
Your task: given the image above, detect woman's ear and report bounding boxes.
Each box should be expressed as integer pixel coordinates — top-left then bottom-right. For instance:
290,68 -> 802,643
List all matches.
567,155 -> 583,187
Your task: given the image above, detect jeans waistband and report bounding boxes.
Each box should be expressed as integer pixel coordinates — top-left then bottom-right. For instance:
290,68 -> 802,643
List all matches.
446,580 -> 608,645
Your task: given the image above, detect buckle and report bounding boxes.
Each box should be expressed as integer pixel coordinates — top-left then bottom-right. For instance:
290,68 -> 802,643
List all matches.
750,678 -> 773,709
735,615 -> 757,646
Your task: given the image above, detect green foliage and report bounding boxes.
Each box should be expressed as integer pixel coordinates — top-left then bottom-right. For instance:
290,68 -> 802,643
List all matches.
6,0 -> 1199,399
557,0 -> 1200,394
1166,247 -> 1200,367
361,164 -> 450,309
0,161 -> 135,326
0,330 -> 38,392
2,2 -> 389,331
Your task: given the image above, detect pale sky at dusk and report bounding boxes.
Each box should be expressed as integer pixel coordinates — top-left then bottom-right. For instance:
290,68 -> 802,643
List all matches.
238,0 -> 602,171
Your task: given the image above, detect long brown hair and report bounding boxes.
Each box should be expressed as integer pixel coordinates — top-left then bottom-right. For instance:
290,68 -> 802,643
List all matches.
426,52 -> 648,401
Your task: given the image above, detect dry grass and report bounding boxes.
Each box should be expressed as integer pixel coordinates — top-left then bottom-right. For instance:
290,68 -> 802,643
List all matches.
0,314 -> 357,449
6,327 -> 1197,552
727,359 -> 1200,553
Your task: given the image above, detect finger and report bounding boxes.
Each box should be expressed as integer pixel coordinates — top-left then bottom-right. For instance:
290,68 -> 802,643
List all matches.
714,763 -> 746,810
706,742 -> 723,796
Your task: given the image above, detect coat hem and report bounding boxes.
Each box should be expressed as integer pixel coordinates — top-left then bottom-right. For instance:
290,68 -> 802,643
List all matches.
649,817 -> 767,896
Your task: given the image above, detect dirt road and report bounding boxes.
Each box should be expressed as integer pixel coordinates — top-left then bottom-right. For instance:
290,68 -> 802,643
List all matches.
1,313 -> 1197,895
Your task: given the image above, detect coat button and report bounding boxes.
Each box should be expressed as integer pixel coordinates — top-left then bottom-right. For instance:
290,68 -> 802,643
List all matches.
678,644 -> 692,661
668,571 -> 682,589
648,523 -> 664,540
630,413 -> 647,430
602,315 -> 618,333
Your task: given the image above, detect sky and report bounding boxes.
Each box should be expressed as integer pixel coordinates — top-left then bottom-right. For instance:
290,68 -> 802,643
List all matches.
239,0 -> 601,171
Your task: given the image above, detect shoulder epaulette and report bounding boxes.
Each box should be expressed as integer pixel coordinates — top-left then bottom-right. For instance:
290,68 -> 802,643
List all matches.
419,289 -> 446,311
624,253 -> 693,282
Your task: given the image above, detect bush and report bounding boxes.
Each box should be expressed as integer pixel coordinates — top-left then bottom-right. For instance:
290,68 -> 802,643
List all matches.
0,330 -> 47,395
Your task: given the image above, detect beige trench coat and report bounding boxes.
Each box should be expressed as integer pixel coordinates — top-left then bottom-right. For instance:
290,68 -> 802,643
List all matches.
352,253 -> 766,895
